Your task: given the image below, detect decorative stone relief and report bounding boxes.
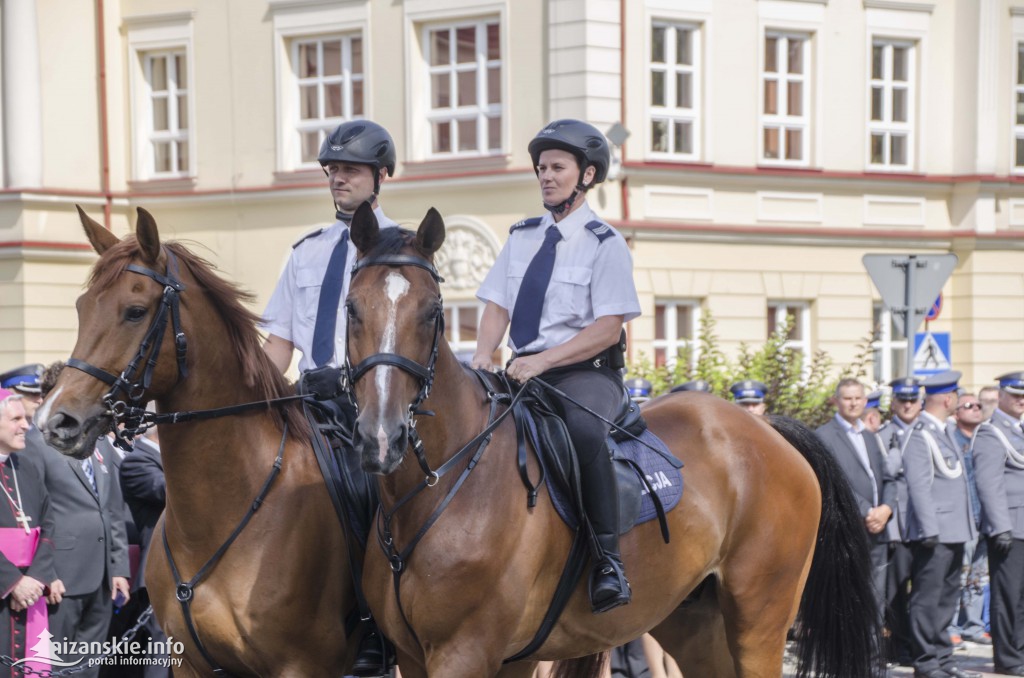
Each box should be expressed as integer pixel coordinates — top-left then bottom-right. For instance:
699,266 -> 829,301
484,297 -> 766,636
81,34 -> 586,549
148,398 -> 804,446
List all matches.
434,220 -> 501,291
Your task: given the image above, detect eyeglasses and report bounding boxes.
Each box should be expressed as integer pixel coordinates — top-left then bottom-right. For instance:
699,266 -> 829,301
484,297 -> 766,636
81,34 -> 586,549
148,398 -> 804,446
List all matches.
957,403 -> 983,411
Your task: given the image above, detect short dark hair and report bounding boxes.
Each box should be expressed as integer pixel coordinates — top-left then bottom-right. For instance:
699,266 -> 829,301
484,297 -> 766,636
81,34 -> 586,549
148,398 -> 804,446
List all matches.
834,378 -> 865,397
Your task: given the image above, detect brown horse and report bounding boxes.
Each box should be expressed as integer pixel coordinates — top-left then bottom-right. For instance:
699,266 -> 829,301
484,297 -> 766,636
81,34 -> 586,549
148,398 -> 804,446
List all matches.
38,207 -> 360,677
343,204 -> 880,678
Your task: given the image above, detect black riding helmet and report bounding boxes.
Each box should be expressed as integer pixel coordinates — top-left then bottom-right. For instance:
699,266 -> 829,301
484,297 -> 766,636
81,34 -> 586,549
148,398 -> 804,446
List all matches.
318,120 -> 396,195
528,119 -> 610,186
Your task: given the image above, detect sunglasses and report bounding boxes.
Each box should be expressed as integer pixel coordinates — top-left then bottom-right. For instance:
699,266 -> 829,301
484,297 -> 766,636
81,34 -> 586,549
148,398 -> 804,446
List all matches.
957,403 -> 983,411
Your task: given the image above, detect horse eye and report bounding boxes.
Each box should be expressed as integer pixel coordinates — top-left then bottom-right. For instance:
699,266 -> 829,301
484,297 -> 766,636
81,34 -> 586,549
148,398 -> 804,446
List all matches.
346,302 -> 358,321
124,306 -> 147,322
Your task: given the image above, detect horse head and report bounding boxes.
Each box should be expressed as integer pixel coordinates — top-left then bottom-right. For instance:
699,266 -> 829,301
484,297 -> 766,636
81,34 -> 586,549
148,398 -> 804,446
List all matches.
346,202 -> 446,474
39,206 -> 188,459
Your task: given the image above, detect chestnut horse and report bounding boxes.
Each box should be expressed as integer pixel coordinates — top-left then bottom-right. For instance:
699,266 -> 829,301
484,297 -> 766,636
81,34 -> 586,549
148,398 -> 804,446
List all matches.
343,204 -> 880,678
38,207 -> 360,677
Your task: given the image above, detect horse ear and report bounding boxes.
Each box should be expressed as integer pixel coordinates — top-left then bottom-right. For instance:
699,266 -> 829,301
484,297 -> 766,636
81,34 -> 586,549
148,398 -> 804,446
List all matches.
349,201 -> 379,253
135,207 -> 162,264
76,204 -> 119,255
416,207 -> 446,256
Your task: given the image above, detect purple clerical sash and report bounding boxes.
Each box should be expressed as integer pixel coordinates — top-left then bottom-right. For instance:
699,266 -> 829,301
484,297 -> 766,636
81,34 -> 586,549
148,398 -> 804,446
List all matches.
0,527 -> 48,674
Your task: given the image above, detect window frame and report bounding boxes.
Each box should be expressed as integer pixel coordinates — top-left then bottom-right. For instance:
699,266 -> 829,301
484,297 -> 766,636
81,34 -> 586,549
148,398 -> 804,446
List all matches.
139,50 -> 191,179
652,300 -> 702,369
1014,40 -> 1024,174
420,18 -> 503,159
760,31 -> 811,167
867,37 -> 916,172
870,302 -> 909,385
767,300 -> 811,369
443,301 -> 501,364
648,20 -> 702,162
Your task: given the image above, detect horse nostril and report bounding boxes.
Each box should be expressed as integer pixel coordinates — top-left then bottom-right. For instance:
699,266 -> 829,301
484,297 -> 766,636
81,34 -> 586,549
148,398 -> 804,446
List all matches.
46,412 -> 81,438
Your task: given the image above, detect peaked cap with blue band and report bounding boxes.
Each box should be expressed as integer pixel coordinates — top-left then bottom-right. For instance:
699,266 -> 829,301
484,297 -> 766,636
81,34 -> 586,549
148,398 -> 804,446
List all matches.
996,371 -> 1024,395
730,379 -> 767,403
889,376 -> 922,401
921,370 -> 961,395
671,379 -> 713,393
624,377 -> 652,399
865,389 -> 882,410
0,363 -> 44,394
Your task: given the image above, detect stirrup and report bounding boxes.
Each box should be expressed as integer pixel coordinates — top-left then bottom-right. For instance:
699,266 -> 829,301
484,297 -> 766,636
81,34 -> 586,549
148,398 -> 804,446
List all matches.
588,558 -> 632,614
350,630 -> 393,678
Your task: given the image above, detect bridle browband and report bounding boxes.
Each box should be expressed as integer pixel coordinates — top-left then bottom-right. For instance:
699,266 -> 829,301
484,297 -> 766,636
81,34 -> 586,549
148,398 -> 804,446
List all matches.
344,252 -> 446,478
66,249 -> 190,449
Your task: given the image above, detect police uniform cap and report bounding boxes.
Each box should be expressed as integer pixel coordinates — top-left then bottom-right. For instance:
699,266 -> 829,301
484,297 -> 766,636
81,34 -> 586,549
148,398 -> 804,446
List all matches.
865,389 -> 882,410
888,376 -> 921,401
920,370 -> 961,396
730,380 -> 767,403
0,364 -> 44,395
671,379 -> 712,393
995,371 -> 1024,396
624,377 -> 652,399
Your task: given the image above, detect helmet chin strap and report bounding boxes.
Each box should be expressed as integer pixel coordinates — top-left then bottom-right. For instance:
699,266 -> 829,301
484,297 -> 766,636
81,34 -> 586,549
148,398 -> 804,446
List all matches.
543,163 -> 589,215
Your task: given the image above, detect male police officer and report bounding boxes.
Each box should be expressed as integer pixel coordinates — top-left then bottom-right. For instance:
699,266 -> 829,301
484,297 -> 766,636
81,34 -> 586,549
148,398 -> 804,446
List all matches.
971,372 -> 1024,675
729,379 -> 767,416
0,364 -> 44,424
261,120 -> 398,678
901,371 -> 980,678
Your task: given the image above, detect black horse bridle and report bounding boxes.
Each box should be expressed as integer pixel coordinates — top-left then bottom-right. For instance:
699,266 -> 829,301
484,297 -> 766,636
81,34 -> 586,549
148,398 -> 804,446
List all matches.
344,253 -> 446,479
66,248 -> 189,450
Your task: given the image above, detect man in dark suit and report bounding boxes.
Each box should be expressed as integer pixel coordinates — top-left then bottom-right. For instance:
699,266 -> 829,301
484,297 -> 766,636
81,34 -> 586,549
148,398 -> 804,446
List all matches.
902,371 -> 980,678
22,426 -> 130,677
815,378 -> 896,618
972,371 -> 1024,675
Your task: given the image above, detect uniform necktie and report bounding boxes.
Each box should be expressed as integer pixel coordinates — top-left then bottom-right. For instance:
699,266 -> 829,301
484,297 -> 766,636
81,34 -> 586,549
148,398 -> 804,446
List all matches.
311,230 -> 350,367
509,225 -> 562,349
81,457 -> 97,494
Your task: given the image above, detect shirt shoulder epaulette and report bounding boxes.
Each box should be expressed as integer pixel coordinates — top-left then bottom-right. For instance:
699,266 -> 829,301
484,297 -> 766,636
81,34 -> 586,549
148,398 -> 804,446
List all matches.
292,228 -> 325,249
913,422 -> 925,432
509,217 -> 543,234
584,220 -> 617,244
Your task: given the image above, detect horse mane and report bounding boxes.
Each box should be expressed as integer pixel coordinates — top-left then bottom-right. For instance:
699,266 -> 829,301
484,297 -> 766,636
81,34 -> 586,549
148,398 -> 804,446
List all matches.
361,227 -> 420,258
88,237 -> 309,440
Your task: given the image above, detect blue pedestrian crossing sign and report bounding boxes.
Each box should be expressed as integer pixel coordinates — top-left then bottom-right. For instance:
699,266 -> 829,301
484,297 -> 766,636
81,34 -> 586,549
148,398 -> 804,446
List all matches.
913,332 -> 951,376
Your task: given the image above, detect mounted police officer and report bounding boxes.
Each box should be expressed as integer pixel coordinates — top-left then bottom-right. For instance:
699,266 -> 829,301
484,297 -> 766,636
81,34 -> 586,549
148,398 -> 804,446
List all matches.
261,119 -> 398,677
901,371 -> 980,678
971,371 -> 1024,675
472,119 -> 641,613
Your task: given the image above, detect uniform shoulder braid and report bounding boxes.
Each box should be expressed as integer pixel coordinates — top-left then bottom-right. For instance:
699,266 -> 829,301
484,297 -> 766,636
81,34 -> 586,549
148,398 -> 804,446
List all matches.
509,217 -> 543,234
292,228 -> 326,249
584,220 -> 617,244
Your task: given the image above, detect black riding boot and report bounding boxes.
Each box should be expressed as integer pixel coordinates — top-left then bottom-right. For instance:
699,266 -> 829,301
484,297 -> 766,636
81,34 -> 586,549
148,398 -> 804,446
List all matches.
581,451 -> 631,613
351,620 -> 393,677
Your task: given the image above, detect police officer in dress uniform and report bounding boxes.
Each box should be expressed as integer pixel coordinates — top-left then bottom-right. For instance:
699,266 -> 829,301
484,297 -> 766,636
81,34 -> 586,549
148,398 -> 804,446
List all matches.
729,380 -> 767,416
902,371 -> 980,678
879,376 -> 922,666
971,372 -> 1024,675
260,120 -> 398,677
472,119 -> 641,613
670,379 -> 713,394
0,364 -> 45,425
862,389 -> 884,433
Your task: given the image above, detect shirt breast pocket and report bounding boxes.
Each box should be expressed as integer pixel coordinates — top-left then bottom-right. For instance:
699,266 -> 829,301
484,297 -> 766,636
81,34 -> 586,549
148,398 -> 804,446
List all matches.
549,266 -> 592,322
296,269 -> 322,322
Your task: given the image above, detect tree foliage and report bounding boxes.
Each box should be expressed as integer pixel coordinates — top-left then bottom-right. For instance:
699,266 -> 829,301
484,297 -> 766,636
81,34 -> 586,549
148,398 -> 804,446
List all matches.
627,310 -> 874,428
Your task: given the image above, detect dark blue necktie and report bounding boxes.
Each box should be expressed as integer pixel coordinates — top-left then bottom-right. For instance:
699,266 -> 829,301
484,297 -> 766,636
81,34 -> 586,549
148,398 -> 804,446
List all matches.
311,230 -> 349,367
510,225 -> 562,349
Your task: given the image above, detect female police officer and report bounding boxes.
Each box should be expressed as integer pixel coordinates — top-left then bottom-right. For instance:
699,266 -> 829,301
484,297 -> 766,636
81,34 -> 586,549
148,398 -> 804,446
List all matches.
471,119 -> 641,613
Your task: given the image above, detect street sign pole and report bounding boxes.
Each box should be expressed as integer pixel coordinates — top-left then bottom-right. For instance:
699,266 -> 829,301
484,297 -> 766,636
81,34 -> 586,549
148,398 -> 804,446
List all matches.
903,256 -> 918,377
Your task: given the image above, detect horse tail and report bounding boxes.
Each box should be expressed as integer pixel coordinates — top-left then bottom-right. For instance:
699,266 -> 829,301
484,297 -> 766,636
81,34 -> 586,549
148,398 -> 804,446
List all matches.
547,652 -> 608,678
767,415 -> 884,678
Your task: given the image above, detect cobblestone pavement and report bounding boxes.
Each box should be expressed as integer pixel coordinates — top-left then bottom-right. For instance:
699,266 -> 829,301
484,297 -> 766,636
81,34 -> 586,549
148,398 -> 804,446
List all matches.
783,638 -> 1000,676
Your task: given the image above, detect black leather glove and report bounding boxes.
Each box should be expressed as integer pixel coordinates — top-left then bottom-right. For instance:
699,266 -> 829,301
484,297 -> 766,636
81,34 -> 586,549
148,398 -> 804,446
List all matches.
994,531 -> 1014,555
300,366 -> 345,401
919,535 -> 939,549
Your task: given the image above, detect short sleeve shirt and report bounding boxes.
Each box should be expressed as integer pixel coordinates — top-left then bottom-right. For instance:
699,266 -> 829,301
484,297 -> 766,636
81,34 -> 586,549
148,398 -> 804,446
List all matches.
476,202 -> 641,354
262,207 -> 399,373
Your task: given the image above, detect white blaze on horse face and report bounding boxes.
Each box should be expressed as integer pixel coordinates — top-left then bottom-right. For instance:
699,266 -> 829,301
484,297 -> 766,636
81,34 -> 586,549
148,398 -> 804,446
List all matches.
375,271 -> 410,464
35,386 -> 62,429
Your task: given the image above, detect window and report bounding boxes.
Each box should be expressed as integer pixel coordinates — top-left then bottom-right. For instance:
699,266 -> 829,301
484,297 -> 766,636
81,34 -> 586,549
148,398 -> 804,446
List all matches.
1015,42 -> 1024,172
871,302 -> 909,384
424,20 -> 502,157
140,51 -> 191,178
762,33 -> 809,165
767,301 -> 810,366
653,301 -> 700,368
868,39 -> 915,170
290,35 -> 364,166
650,22 -> 699,159
444,302 -> 498,364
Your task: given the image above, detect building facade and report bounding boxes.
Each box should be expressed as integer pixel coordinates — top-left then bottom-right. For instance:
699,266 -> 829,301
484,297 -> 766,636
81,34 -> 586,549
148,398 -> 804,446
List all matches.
1,0 -> 1022,391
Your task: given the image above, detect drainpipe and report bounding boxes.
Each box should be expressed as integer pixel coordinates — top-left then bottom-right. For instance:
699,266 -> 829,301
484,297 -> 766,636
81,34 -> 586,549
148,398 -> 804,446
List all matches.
96,0 -> 112,228
619,0 -> 633,365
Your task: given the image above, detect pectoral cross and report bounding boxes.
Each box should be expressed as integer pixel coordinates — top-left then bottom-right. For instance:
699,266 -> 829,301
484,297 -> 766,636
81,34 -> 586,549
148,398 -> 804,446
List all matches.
16,511 -> 31,534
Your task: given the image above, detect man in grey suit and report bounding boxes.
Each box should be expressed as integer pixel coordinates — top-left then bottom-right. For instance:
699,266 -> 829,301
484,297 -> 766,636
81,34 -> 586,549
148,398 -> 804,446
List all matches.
902,371 -> 980,678
22,428 -> 130,677
972,371 -> 1024,675
815,378 -> 896,617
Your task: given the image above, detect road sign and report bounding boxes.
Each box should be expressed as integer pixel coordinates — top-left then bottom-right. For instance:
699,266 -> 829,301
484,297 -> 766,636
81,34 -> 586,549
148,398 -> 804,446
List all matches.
862,253 -> 958,337
913,331 -> 951,376
925,294 -> 942,322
